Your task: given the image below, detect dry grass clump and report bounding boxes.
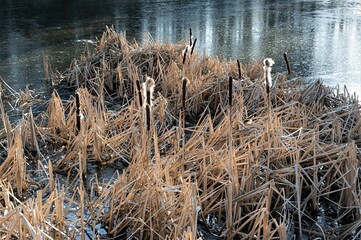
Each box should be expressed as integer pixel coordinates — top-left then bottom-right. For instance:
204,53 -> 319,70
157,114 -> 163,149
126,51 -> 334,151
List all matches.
0,27 -> 360,239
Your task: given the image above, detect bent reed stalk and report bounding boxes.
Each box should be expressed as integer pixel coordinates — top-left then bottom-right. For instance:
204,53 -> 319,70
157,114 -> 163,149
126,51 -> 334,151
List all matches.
0,27 -> 360,239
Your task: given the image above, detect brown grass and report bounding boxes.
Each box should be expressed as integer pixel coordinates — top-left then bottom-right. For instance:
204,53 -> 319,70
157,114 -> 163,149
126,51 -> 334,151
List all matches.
0,27 -> 360,239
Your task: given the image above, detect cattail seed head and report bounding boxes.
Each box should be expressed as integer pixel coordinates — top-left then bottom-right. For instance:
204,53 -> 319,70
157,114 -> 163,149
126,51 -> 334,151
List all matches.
141,79 -> 147,109
146,76 -> 155,107
284,52 -> 292,75
189,28 -> 193,46
229,76 -> 233,107
190,38 -> 197,55
75,91 -> 81,133
237,59 -> 241,79
182,47 -> 188,64
136,80 -> 143,107
182,77 -> 190,111
263,58 -> 275,89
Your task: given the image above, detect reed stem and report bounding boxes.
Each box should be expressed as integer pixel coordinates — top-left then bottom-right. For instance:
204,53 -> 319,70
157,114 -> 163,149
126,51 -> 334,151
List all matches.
136,79 -> 143,107
182,77 -> 188,173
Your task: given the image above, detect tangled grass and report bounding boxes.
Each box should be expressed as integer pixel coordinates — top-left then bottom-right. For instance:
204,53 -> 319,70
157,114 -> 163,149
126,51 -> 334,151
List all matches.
0,27 -> 360,239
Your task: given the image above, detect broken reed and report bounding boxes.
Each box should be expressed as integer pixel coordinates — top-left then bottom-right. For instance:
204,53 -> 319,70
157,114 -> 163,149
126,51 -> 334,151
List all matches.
0,27 -> 360,239
136,79 -> 142,107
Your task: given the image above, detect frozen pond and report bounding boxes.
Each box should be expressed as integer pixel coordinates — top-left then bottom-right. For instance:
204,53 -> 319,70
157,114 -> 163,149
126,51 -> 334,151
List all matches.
0,0 -> 360,97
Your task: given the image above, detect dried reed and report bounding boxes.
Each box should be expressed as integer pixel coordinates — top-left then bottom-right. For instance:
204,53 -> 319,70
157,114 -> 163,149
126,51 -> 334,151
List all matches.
0,27 -> 360,239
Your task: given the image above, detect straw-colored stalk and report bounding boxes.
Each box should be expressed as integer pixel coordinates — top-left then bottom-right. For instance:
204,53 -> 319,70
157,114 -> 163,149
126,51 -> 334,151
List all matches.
47,91 -> 66,136
0,89 -> 12,146
0,127 -> 27,195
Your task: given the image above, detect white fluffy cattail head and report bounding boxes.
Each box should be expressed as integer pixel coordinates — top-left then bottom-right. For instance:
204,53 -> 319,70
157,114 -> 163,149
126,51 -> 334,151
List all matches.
141,80 -> 147,109
146,76 -> 155,107
263,58 -> 275,87
187,44 -> 192,53
181,76 -> 190,87
182,48 -> 186,57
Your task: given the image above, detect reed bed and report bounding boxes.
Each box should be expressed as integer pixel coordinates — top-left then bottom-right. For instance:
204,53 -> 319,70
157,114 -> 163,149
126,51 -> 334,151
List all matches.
0,27 -> 360,239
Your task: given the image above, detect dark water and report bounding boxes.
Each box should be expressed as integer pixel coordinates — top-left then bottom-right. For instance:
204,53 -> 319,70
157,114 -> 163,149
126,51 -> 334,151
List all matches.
1,0 -> 360,97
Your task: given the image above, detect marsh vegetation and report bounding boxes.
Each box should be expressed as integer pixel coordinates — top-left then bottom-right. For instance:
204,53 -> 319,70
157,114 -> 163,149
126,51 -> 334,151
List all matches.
0,28 -> 360,239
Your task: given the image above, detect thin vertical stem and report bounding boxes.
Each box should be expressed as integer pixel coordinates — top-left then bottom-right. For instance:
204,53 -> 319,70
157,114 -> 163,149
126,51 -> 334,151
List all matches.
227,76 -> 234,239
181,77 -> 188,173
265,61 -> 272,182
295,150 -> 303,239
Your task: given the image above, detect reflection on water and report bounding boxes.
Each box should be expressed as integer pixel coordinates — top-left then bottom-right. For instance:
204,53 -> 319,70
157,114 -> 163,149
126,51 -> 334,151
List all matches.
0,0 -> 360,96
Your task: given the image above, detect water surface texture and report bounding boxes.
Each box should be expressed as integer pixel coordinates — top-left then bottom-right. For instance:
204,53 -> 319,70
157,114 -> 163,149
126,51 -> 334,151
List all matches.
1,0 -> 360,96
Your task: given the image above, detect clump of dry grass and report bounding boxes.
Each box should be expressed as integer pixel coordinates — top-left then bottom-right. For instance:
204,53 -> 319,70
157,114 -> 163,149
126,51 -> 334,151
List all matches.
0,127 -> 28,196
0,27 -> 360,239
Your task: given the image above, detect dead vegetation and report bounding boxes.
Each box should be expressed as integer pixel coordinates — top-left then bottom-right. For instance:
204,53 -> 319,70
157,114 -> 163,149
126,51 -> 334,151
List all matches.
0,27 -> 361,239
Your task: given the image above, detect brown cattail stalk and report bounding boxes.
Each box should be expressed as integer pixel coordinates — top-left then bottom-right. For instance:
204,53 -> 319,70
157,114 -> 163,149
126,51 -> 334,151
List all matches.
182,77 -> 188,112
146,105 -> 151,132
146,90 -> 151,107
190,38 -> 197,55
75,91 -> 81,134
229,76 -> 233,108
181,77 -> 189,173
283,52 -> 292,75
181,78 -> 188,128
237,59 -> 241,79
189,28 -> 193,46
182,48 -> 188,65
227,76 -> 234,239
136,79 -> 143,107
